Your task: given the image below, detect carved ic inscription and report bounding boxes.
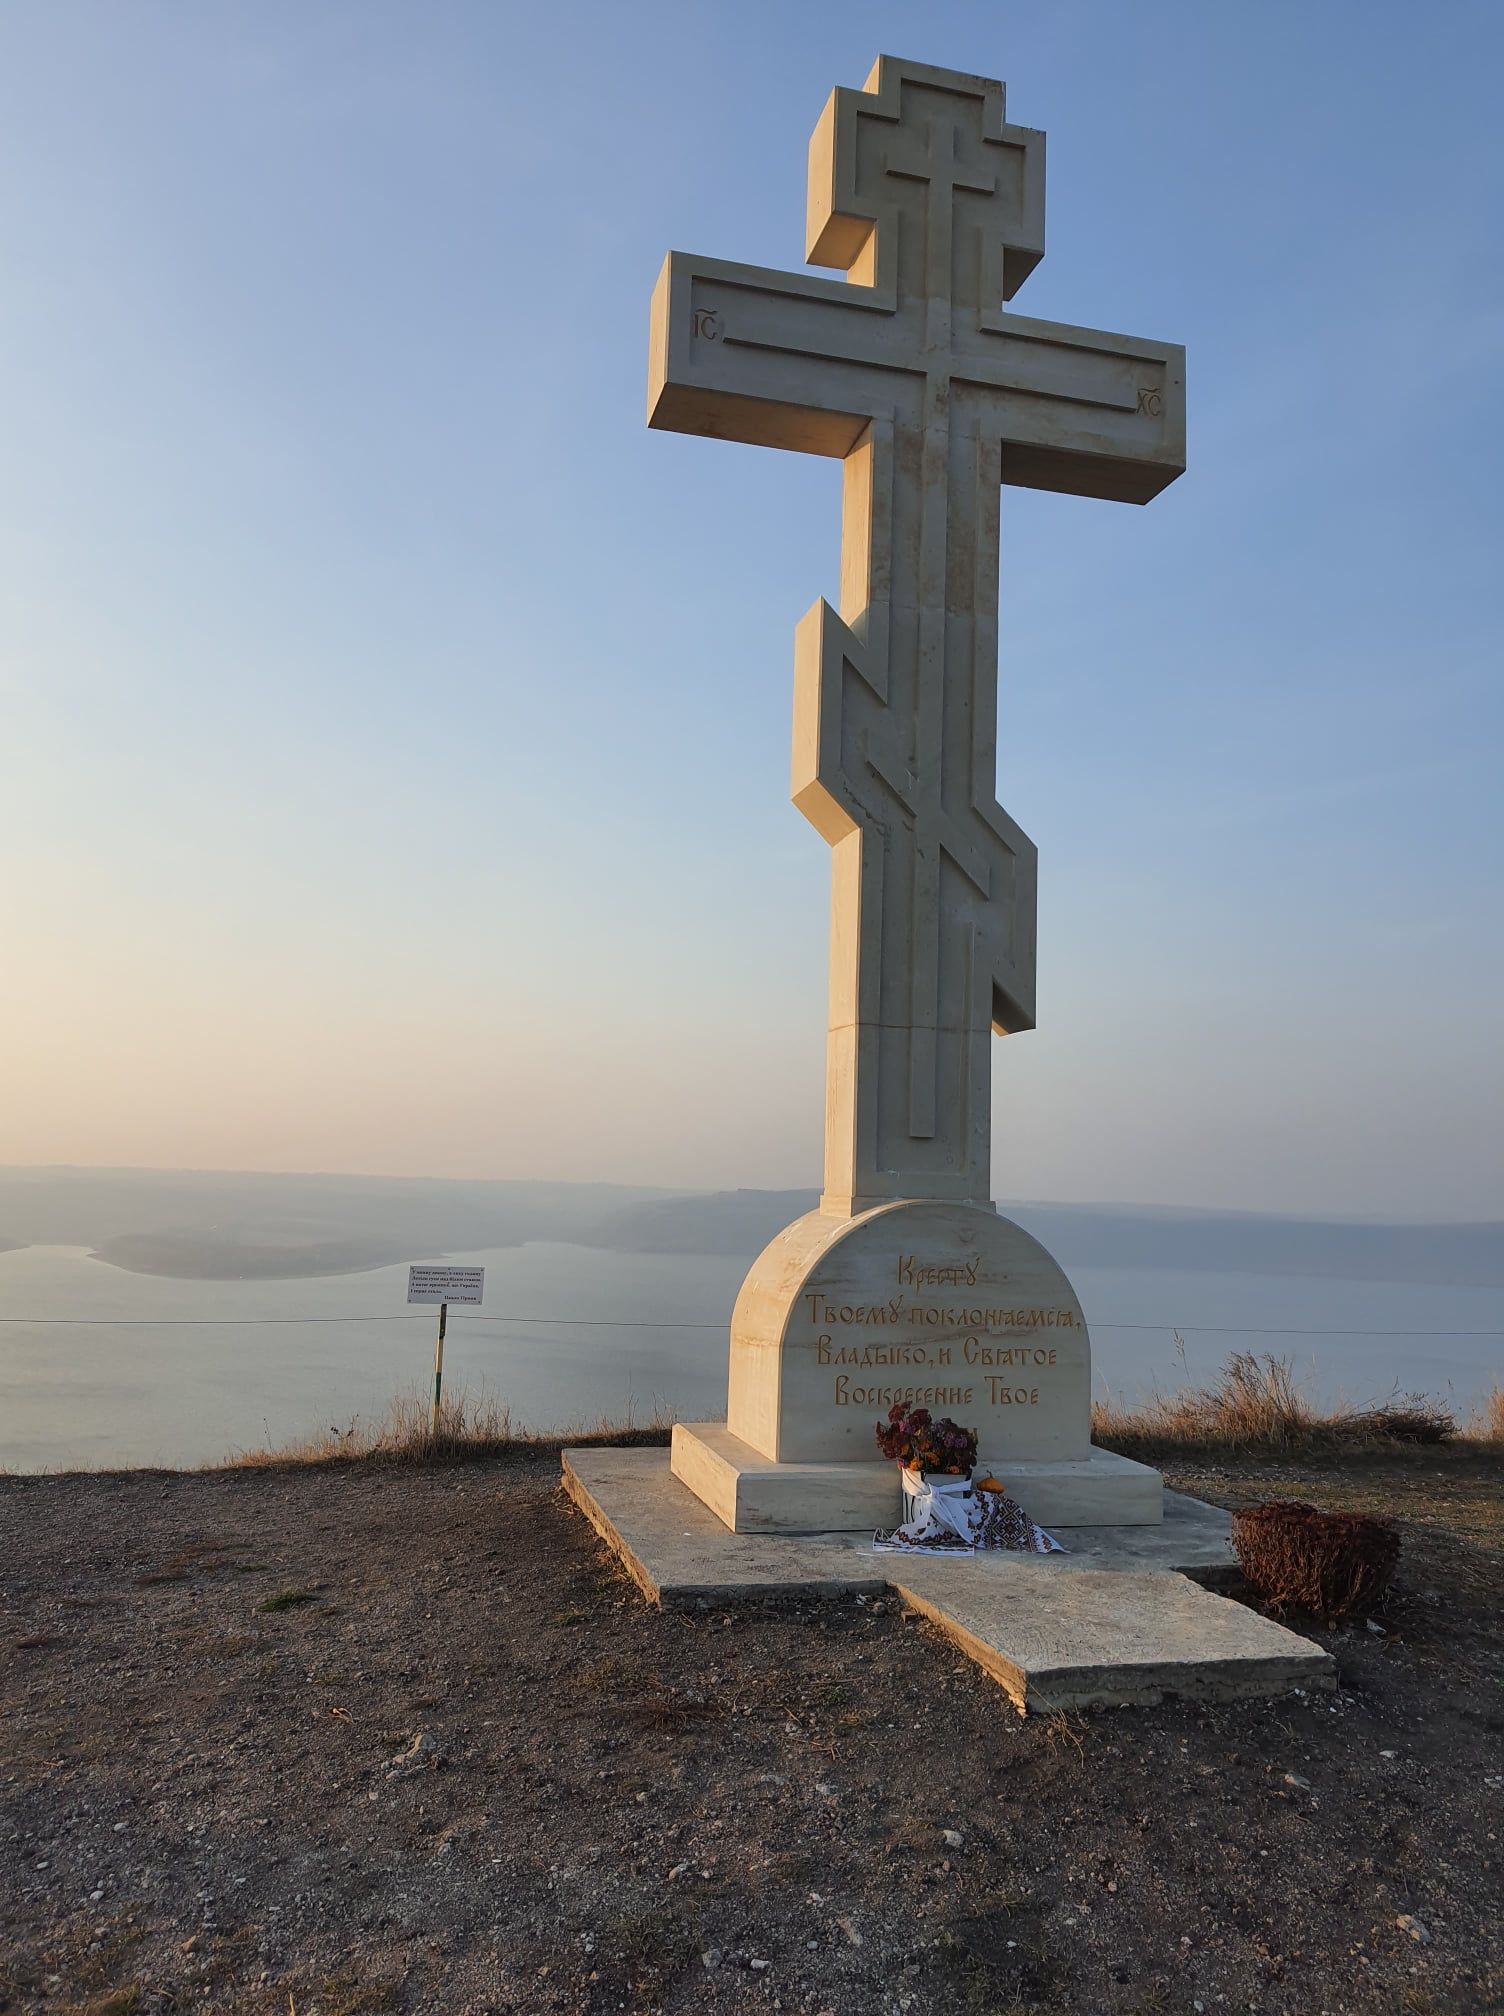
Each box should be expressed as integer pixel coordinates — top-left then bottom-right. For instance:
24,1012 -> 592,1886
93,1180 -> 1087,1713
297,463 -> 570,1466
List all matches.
691,308 -> 722,341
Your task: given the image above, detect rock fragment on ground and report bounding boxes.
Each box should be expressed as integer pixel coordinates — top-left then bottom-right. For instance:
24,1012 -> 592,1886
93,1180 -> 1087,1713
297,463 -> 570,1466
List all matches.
382,1730 -> 439,1778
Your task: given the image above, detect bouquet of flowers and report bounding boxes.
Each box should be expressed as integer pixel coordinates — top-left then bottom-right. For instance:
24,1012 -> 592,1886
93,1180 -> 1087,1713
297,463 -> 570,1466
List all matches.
874,1404 -> 978,1478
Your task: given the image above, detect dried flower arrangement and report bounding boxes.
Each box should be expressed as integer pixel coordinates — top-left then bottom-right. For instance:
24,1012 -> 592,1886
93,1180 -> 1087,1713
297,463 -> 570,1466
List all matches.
874,1404 -> 978,1477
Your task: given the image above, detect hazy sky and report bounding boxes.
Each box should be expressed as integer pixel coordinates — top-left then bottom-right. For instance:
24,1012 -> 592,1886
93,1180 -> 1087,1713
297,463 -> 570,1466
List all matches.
1,2 -> 1500,1217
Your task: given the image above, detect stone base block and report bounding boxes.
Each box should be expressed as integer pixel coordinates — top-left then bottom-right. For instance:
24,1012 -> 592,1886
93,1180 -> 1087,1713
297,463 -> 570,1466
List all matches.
671,1421 -> 1163,1534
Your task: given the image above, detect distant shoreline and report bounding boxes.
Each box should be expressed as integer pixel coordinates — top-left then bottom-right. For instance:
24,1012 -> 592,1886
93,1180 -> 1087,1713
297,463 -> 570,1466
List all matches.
0,1169 -> 1499,1289
88,1235 -> 446,1282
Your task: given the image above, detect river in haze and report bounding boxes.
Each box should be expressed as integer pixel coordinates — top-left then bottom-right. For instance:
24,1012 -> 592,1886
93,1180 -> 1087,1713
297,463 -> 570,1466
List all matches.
1,1241 -> 1498,1471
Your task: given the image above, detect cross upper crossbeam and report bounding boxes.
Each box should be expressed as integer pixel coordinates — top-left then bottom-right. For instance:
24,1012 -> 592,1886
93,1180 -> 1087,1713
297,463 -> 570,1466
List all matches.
650,58 -> 1183,502
647,56 -> 1185,1214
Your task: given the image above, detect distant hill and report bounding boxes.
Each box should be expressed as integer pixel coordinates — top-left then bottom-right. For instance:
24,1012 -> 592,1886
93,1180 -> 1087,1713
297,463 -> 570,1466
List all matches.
585,1190 -> 1504,1288
92,1233 -> 413,1281
2,1168 -> 1500,1290
1001,1204 -> 1504,1289
0,1167 -> 674,1280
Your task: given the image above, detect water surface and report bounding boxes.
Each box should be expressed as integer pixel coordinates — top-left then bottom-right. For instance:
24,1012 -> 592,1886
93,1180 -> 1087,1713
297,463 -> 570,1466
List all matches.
1,1241 -> 1496,1471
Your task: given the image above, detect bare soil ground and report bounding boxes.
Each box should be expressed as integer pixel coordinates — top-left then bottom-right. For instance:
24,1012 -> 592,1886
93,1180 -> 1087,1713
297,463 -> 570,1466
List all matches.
2,1448 -> 1502,2016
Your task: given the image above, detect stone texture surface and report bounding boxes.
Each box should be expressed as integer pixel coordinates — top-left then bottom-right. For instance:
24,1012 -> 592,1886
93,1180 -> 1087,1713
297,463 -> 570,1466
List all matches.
672,1421 -> 1162,1533
562,1448 -> 1334,1715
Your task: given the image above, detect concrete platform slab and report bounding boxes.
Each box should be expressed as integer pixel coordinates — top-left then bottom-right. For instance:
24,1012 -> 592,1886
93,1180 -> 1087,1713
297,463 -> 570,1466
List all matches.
564,1446 -> 1235,1599
561,1447 -> 1336,1715
891,1567 -> 1333,1714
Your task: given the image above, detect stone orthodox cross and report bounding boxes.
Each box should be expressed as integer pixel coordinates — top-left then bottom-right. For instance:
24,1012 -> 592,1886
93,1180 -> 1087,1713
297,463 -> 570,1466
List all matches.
649,57 -> 1184,1217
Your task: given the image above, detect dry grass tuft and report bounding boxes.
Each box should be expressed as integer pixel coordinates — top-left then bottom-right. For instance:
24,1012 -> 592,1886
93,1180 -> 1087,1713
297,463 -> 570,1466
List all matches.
1470,1384 -> 1504,1445
1232,1499 -> 1400,1620
1093,1350 -> 1459,1461
219,1386 -> 674,1472
614,1687 -> 724,1730
257,1586 -> 319,1614
81,1991 -> 141,2016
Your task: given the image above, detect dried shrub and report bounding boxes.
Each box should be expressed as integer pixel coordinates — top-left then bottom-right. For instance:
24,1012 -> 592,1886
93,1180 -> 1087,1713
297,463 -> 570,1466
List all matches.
1232,1500 -> 1400,1621
1348,1402 -> 1456,1445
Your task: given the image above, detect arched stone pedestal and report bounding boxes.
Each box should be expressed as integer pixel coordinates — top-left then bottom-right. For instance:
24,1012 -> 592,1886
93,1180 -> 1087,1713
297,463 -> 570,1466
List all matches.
671,1201 -> 1162,1533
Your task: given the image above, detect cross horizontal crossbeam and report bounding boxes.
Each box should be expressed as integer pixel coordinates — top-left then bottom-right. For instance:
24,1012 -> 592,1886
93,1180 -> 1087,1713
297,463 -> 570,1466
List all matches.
650,254 -> 1184,503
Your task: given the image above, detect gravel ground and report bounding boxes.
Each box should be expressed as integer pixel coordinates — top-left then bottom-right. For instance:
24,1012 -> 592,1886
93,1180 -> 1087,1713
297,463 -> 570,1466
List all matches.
1,1448 -> 1501,2016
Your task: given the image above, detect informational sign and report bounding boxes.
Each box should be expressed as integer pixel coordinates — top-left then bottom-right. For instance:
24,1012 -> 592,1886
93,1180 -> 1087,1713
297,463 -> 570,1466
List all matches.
406,1264 -> 485,1306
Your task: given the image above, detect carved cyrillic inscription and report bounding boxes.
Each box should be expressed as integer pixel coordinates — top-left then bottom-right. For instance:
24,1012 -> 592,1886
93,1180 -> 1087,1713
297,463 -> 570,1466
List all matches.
803,1290 -> 1075,1331
807,1266 -> 1070,1412
833,1378 -> 977,1408
898,1254 -> 980,1287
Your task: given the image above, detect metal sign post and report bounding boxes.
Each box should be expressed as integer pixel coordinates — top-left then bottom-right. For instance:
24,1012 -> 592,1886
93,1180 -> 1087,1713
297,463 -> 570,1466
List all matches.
432,1299 -> 448,1437
405,1265 -> 486,1438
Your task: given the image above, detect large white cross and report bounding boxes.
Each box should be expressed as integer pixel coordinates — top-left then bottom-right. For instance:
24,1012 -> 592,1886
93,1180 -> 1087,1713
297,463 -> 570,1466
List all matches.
649,56 -> 1184,1215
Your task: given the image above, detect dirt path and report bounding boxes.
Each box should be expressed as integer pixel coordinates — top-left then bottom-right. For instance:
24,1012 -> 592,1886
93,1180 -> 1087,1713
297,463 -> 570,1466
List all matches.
2,1450 -> 1501,2015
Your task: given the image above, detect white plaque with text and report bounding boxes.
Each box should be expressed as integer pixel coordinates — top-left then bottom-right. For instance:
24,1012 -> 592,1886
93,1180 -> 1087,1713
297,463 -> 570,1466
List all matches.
406,1265 -> 485,1306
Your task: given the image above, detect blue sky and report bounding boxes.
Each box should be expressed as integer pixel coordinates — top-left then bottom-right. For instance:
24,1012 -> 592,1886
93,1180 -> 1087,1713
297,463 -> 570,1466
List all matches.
1,1 -> 1500,1216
